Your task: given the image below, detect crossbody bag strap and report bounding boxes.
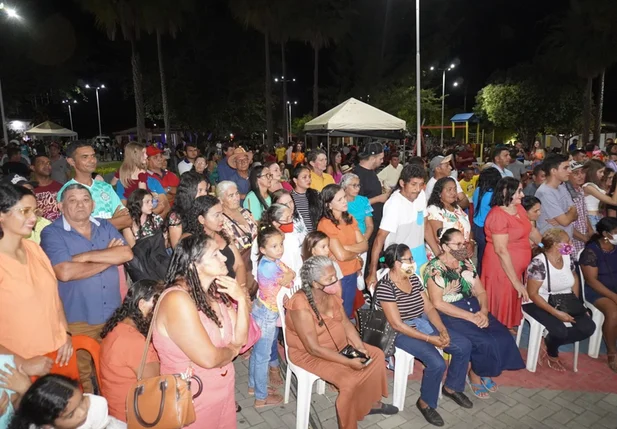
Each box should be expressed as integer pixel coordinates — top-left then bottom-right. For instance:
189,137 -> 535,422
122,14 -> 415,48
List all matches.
136,290 -> 166,381
543,254 -> 552,294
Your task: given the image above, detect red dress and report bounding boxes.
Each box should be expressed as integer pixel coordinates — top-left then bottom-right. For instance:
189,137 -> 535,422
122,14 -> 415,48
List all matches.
481,205 -> 531,328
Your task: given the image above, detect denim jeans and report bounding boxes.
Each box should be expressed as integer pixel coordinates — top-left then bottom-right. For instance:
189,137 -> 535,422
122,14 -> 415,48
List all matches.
249,300 -> 280,400
472,223 -> 486,276
269,327 -> 279,368
394,314 -> 472,409
341,272 -> 358,317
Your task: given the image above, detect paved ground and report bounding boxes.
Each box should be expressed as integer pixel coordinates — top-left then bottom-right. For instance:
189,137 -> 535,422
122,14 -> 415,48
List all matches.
233,355 -> 617,429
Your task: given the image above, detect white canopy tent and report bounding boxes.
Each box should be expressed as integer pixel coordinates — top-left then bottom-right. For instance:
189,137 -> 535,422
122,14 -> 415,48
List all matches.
26,121 -> 77,138
304,97 -> 406,157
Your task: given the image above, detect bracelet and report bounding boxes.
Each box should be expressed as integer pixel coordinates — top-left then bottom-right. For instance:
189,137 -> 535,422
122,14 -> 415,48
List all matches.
425,335 -> 429,342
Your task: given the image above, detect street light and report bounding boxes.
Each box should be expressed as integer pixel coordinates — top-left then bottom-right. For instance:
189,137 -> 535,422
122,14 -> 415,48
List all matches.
62,100 -> 77,133
274,76 -> 296,143
0,2 -> 21,144
431,62 -> 458,147
287,101 -> 298,144
85,84 -> 105,136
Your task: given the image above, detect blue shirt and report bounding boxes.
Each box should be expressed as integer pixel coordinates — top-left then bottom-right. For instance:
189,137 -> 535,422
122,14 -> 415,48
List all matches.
472,188 -> 493,227
115,177 -> 166,201
230,171 -> 250,204
41,216 -> 125,325
217,157 -> 234,182
347,195 -> 373,235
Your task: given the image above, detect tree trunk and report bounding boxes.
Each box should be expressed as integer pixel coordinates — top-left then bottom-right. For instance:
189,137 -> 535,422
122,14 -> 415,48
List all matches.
131,35 -> 147,143
582,76 -> 593,145
265,31 -> 274,147
281,42 -> 288,146
312,45 -> 319,117
157,30 -> 176,172
594,69 -> 605,145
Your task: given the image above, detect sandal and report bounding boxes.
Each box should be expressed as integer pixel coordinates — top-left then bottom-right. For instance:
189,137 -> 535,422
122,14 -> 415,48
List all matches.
546,356 -> 566,372
254,393 -> 284,408
607,354 -> 617,373
481,377 -> 498,393
248,386 -> 278,396
466,379 -> 490,399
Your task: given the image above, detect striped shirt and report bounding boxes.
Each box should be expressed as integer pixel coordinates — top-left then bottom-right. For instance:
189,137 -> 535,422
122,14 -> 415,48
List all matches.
292,190 -> 314,232
375,273 -> 424,321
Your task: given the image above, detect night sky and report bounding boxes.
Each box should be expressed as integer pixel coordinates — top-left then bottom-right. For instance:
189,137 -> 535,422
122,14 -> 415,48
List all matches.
2,0 -> 615,139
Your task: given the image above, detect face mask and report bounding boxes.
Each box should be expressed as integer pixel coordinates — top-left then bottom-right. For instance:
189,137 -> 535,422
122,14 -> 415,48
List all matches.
279,222 -> 293,234
608,235 -> 617,246
558,242 -> 573,256
449,247 -> 470,261
78,394 -> 110,429
400,262 -> 416,275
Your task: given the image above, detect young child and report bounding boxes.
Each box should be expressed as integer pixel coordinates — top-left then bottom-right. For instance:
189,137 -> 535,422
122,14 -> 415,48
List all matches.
249,226 -> 295,408
123,189 -> 164,247
301,231 -> 343,296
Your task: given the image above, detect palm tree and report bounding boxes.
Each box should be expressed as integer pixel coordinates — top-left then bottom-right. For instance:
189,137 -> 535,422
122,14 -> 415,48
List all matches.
143,0 -> 194,155
297,0 -> 352,117
543,0 -> 617,144
229,0 -> 282,146
76,0 -> 148,142
594,69 -> 605,143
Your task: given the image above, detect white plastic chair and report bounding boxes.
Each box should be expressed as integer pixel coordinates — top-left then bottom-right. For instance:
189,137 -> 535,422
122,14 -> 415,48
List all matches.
577,249 -> 605,359
276,287 -> 326,429
516,308 -> 579,372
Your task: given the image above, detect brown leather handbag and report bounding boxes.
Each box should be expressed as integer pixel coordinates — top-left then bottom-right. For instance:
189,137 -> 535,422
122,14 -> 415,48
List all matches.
126,299 -> 202,429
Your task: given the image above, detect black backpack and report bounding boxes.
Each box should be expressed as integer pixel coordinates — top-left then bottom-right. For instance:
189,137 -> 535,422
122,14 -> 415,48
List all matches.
124,231 -> 171,282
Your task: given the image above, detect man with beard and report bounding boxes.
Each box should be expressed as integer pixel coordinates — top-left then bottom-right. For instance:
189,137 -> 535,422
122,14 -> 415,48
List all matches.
30,154 -> 62,221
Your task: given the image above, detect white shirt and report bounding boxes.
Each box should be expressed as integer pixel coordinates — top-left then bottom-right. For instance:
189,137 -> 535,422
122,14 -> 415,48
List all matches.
425,176 -> 463,202
526,254 -> 575,301
177,159 -> 193,175
377,164 -> 404,188
381,190 -> 427,251
286,147 -> 293,164
582,182 -> 603,213
485,162 -> 514,178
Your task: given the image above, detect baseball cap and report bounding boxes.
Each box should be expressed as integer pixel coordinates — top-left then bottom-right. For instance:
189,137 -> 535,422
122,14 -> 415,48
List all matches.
1,173 -> 38,188
146,146 -> 163,157
569,160 -> 584,171
429,154 -> 452,174
358,142 -> 384,159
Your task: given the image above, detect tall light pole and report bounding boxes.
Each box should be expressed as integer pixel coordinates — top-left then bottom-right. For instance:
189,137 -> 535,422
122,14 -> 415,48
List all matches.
0,3 -> 21,144
430,63 -> 456,147
275,76 -> 295,146
287,101 -> 297,143
62,100 -> 77,133
415,0 -> 421,156
85,84 -> 105,136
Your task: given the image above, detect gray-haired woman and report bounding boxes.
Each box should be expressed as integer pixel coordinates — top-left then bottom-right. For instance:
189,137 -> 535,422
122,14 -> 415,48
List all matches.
341,173 -> 374,241
217,180 -> 258,252
284,256 -> 396,429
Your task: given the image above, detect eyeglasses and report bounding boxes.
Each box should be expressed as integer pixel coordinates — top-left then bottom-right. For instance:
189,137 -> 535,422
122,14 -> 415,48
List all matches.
447,242 -> 466,249
259,173 -> 273,179
12,207 -> 42,217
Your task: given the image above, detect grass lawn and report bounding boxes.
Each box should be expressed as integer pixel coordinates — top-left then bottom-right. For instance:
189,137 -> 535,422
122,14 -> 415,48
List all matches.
95,161 -> 121,176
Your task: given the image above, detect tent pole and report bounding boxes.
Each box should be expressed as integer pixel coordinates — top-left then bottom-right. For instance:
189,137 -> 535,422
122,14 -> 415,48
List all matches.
327,133 -> 330,163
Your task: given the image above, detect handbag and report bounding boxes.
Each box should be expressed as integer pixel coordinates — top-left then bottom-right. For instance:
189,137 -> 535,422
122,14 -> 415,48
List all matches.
321,317 -> 372,366
544,254 -> 586,317
126,298 -> 202,429
356,280 -> 398,358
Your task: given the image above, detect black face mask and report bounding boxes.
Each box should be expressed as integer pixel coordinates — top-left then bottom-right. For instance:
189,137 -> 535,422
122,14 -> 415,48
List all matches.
449,246 -> 470,261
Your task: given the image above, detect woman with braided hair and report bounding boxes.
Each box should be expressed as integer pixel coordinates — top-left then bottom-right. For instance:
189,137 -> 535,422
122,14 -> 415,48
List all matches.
99,279 -> 164,421
152,234 -> 250,428
284,256 -> 397,429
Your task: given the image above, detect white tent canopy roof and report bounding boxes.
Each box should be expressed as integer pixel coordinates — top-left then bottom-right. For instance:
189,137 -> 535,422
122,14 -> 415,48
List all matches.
26,121 -> 77,137
304,97 -> 406,132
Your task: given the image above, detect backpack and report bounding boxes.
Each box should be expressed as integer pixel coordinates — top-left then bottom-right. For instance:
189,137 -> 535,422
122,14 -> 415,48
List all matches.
124,231 -> 171,282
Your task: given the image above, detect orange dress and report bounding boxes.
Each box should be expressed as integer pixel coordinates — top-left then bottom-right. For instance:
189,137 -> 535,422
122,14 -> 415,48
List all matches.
481,205 -> 532,328
285,293 -> 388,429
292,152 -> 305,167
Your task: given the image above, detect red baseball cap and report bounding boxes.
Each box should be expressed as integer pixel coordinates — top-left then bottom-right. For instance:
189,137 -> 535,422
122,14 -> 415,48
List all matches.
146,146 -> 163,157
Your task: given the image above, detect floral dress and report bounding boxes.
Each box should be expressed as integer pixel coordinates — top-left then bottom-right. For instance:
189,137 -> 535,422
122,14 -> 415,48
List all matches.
222,209 -> 258,251
426,205 -> 471,260
132,214 -> 164,239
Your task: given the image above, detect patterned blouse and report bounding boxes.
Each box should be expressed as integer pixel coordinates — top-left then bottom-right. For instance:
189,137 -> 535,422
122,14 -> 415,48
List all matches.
565,182 -> 589,260
132,214 -> 164,239
422,257 -> 478,303
426,204 -> 471,260
222,209 -> 258,251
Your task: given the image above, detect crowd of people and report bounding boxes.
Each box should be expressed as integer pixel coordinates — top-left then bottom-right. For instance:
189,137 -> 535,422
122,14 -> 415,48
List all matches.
0,135 -> 616,429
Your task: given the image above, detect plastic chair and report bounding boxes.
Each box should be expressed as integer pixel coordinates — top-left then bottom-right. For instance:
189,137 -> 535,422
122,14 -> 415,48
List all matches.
41,335 -> 102,390
516,308 -> 579,372
577,249 -> 605,359
276,288 -> 326,429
